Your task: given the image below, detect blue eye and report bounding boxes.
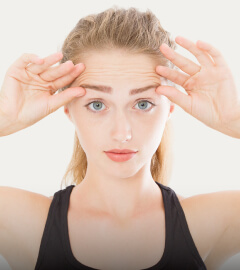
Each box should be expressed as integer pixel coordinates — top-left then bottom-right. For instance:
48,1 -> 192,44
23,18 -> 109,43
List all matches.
85,100 -> 156,113
134,100 -> 154,111
86,101 -> 106,113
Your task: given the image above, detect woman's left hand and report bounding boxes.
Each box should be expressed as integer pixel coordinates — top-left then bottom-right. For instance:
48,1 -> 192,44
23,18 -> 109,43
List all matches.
156,36 -> 240,138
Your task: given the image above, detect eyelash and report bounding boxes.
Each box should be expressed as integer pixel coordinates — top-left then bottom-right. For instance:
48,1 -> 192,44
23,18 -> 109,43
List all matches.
84,99 -> 156,113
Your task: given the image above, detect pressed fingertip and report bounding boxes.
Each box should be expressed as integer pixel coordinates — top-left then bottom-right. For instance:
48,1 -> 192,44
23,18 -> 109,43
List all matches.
159,43 -> 169,51
156,66 -> 164,72
74,88 -> 86,97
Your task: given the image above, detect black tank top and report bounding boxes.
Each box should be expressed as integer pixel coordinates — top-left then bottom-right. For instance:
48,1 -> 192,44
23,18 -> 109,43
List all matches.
34,181 -> 207,270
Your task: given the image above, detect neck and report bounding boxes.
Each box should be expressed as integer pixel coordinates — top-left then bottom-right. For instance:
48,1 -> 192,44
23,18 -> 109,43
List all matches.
73,161 -> 161,223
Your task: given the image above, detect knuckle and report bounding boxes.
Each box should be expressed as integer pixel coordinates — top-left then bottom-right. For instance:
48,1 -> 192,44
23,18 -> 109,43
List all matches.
43,78 -> 55,90
50,81 -> 57,91
44,82 -> 54,91
180,61 -> 187,69
182,79 -> 190,90
172,72 -> 178,82
194,51 -> 201,58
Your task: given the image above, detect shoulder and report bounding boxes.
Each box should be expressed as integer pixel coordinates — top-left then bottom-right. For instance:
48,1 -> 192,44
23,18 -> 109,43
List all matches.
0,185 -> 52,215
0,185 -> 51,212
176,190 -> 240,269
0,186 -> 52,238
175,190 -> 238,230
0,186 -> 52,269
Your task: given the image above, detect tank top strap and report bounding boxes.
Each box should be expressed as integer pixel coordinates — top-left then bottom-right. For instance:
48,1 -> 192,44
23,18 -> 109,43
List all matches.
34,185 -> 76,270
154,181 -> 206,269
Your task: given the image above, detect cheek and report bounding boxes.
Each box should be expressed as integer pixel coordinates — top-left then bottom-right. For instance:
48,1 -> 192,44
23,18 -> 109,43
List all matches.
143,108 -> 169,144
75,125 -> 102,157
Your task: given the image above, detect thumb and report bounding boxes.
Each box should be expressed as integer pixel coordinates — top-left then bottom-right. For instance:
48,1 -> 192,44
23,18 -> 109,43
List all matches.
47,87 -> 86,114
156,85 -> 191,114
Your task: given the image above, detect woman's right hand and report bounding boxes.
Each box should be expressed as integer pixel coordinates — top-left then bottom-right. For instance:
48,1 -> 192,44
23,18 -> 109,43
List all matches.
0,52 -> 86,136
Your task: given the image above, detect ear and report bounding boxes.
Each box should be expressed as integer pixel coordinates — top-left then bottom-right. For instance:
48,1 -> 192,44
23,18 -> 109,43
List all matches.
64,105 -> 72,122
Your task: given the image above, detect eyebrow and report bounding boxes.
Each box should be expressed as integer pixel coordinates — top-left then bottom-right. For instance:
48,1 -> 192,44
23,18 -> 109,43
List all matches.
79,83 -> 160,95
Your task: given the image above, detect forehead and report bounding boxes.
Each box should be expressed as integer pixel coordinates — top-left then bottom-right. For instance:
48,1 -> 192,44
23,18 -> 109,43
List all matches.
80,49 -> 157,67
73,49 -> 161,87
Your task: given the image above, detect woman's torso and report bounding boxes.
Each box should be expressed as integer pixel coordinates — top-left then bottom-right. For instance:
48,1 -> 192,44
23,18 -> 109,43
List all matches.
4,182 -> 221,270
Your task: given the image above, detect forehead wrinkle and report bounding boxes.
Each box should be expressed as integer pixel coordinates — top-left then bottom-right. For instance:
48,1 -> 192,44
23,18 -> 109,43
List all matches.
80,69 -> 157,77
75,69 -> 160,83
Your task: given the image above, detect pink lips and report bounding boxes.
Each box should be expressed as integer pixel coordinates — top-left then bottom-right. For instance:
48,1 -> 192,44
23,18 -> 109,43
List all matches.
106,149 -> 137,154
104,149 -> 138,162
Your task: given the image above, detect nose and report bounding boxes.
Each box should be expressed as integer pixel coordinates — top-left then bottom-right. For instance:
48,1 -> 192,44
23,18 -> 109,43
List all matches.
111,111 -> 132,143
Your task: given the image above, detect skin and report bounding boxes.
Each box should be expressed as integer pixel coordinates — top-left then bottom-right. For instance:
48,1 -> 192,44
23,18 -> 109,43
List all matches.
64,49 -> 174,223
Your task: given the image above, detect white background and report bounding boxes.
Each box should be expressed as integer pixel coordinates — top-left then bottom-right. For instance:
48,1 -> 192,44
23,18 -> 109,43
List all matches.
0,0 -> 240,269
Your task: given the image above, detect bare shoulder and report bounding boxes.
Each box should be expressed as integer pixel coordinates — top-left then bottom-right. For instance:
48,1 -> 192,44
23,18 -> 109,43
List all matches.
179,189 -> 240,222
176,189 -> 240,269
177,190 -> 240,240
0,186 -> 52,223
0,186 -> 52,270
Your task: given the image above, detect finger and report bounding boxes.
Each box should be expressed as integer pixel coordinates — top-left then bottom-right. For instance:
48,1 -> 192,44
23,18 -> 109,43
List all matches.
175,36 -> 215,67
47,87 -> 86,114
160,43 -> 200,76
39,60 -> 76,81
156,65 -> 190,87
196,40 -> 228,66
156,85 -> 192,114
47,63 -> 85,93
26,52 -> 64,74
13,53 -> 44,69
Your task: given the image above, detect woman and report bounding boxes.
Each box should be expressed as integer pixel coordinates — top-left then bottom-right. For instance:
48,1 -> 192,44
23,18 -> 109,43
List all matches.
0,6 -> 239,270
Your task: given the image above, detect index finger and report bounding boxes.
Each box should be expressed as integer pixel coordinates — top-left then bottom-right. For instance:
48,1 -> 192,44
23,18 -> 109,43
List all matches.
26,52 -> 64,74
13,53 -> 44,69
196,40 -> 228,67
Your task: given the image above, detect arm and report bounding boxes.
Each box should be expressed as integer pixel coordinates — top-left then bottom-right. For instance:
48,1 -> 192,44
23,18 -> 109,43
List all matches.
203,191 -> 240,269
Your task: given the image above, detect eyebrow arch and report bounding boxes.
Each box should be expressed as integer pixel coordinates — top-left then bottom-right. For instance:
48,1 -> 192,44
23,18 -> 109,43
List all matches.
79,83 -> 160,95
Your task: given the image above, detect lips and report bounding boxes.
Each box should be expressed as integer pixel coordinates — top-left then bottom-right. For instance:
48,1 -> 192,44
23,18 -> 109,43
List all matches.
104,151 -> 137,162
105,149 -> 137,154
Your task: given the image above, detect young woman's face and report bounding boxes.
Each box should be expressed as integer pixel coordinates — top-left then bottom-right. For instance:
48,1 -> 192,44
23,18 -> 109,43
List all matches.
64,49 -> 174,176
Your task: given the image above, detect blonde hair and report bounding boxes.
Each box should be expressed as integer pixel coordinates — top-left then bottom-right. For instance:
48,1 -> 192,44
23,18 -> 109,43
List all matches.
58,6 -> 176,189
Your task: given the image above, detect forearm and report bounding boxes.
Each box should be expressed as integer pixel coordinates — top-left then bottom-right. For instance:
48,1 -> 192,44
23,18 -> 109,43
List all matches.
0,109 -> 17,137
